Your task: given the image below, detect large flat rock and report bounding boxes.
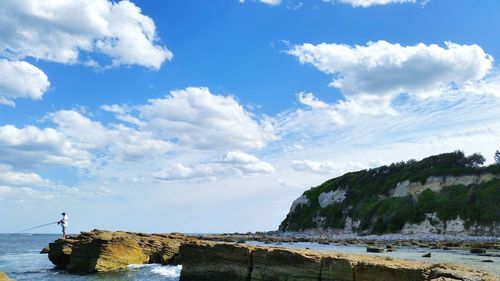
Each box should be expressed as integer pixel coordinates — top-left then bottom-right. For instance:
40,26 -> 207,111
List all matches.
45,229 -> 196,273
179,241 -> 498,281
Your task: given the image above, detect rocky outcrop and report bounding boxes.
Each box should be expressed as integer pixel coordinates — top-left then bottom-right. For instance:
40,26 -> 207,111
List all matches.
0,272 -> 13,281
179,241 -> 498,281
45,229 -> 196,273
392,174 -> 499,198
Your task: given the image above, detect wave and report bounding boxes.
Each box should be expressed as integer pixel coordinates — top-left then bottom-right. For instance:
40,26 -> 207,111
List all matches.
150,265 -> 182,278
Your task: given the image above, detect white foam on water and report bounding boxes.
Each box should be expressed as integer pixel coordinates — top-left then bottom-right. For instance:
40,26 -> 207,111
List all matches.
150,265 -> 182,277
127,264 -> 152,269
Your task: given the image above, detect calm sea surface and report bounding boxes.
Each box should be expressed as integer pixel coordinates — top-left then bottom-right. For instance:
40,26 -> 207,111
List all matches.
1,234 -> 498,280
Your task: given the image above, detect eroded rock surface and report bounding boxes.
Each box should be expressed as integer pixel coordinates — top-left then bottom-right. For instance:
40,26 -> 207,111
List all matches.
46,229 -> 196,273
179,241 -> 498,281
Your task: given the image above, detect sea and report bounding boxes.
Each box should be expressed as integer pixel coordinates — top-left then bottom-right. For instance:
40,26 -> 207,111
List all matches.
1,234 -> 499,280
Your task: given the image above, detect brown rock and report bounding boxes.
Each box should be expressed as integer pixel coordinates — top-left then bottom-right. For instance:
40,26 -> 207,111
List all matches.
179,241 -> 252,281
470,248 -> 487,254
366,246 -> 384,253
45,229 -> 197,273
251,247 -> 322,281
0,272 -> 13,281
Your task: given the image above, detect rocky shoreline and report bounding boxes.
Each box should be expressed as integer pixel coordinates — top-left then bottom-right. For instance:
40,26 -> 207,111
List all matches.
42,229 -> 499,280
198,231 -> 500,253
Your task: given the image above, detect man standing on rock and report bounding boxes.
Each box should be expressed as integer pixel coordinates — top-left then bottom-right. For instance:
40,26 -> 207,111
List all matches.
58,212 -> 68,239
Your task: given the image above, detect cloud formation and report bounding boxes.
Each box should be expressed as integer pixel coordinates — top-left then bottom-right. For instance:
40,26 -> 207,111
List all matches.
0,59 -> 50,106
323,0 -> 416,7
137,87 -> 277,150
0,0 -> 172,69
289,41 -> 493,99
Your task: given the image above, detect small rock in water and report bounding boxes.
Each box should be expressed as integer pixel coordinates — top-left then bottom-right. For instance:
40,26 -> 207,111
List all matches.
367,246 -> 384,253
481,260 -> 494,263
40,247 -> 50,254
470,248 -> 486,254
422,253 -> 431,258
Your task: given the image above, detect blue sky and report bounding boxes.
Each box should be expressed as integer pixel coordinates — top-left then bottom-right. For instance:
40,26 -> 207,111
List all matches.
1,0 -> 500,234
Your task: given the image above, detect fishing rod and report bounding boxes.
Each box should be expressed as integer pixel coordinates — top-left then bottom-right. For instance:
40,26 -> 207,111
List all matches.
16,221 -> 60,234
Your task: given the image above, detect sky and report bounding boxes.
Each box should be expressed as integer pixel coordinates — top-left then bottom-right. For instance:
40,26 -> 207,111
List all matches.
1,0 -> 500,234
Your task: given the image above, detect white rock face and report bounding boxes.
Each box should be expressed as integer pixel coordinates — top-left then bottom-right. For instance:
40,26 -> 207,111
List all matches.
318,189 -> 346,208
392,173 -> 498,197
289,195 -> 310,213
343,217 -> 361,233
401,213 -> 468,235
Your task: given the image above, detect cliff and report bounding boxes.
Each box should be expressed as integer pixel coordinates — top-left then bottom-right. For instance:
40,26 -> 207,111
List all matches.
179,241 -> 497,281
280,151 -> 500,235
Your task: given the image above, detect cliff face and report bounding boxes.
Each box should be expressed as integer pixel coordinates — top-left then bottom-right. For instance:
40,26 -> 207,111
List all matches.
280,152 -> 500,235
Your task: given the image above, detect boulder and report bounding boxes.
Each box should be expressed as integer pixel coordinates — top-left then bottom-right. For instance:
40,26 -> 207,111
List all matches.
179,241 -> 253,281
366,247 -> 384,253
470,248 -> 487,254
422,253 -> 431,258
45,229 -> 197,273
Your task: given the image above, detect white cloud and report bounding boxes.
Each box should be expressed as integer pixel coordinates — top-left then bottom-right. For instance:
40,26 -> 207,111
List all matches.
323,0 -> 416,7
260,0 -> 282,5
289,41 -> 493,99
291,159 -> 365,174
49,110 -> 173,160
0,59 -> 50,106
0,0 -> 171,69
0,164 -> 48,187
138,87 -> 277,150
0,125 -> 91,168
222,151 -> 275,174
153,163 -> 218,183
298,92 -> 329,109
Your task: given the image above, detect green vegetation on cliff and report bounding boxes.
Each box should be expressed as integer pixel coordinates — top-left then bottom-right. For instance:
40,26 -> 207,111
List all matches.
280,151 -> 500,234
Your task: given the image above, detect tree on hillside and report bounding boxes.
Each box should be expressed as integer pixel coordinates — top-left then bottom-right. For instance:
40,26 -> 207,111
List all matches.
495,150 -> 500,164
462,153 -> 485,167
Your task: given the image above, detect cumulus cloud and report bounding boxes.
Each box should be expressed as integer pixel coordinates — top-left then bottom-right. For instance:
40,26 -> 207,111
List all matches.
151,151 -> 274,183
0,125 -> 91,168
0,164 -> 48,187
222,151 -> 275,174
0,59 -> 50,106
49,110 -> 173,160
289,41 -> 493,99
323,0 -> 416,7
0,0 -> 171,69
260,0 -> 282,5
138,87 -> 276,150
291,159 -> 365,174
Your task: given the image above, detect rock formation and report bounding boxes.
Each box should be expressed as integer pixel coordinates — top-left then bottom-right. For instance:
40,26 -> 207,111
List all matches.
0,272 -> 12,281
46,229 -> 196,273
179,241 -> 497,281
280,152 -> 500,235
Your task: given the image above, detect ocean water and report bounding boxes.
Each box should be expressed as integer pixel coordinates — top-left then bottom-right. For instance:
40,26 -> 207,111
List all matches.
0,234 -> 181,281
